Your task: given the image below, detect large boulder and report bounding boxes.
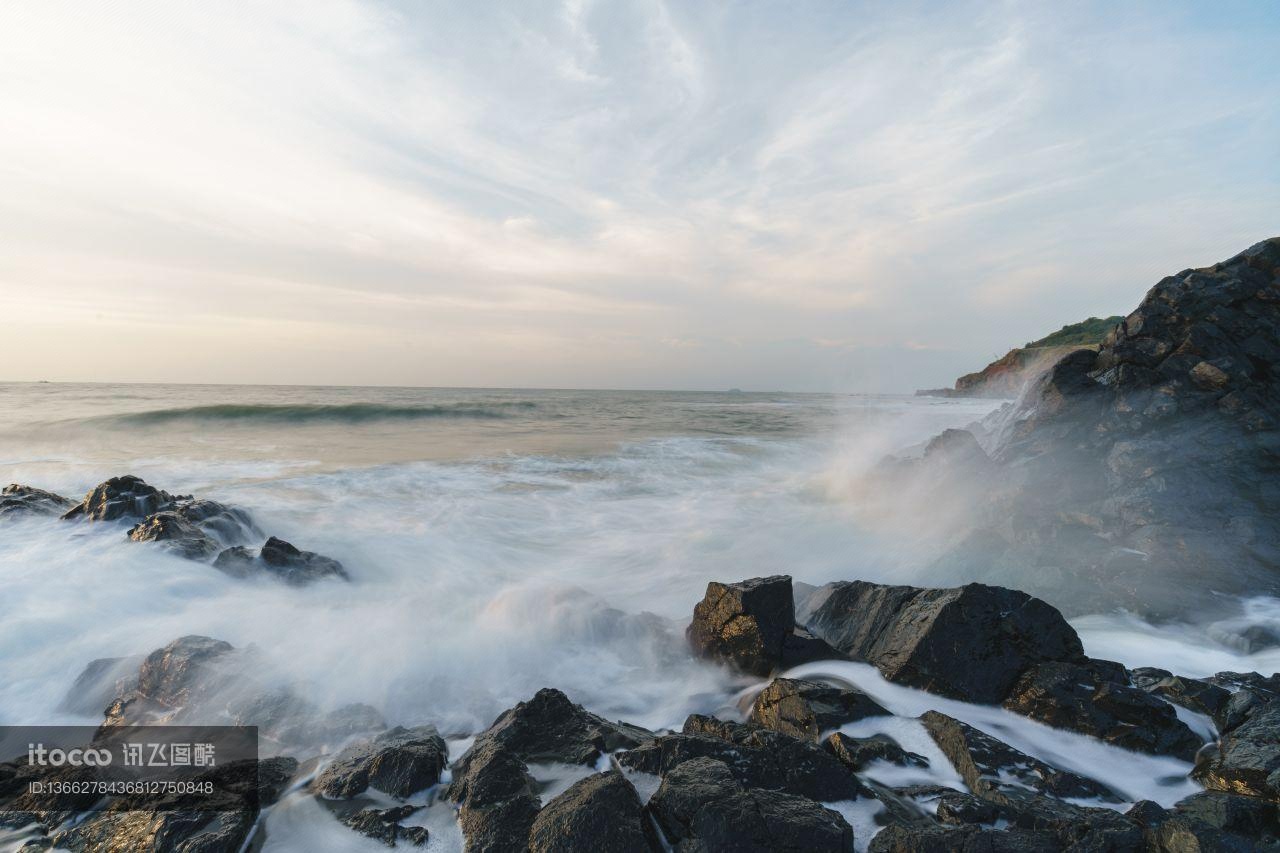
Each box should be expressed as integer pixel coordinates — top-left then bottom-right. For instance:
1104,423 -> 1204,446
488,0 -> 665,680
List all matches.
448,740 -> 541,853
750,677 -> 889,741
687,575 -> 840,676
61,475 -> 182,522
826,733 -> 927,773
0,484 -> 73,518
1131,667 -> 1232,722
214,536 -> 348,584
802,580 -> 1084,703
1002,660 -> 1204,760
647,756 -> 854,853
528,770 -> 657,853
313,726 -> 447,799
127,511 -> 221,560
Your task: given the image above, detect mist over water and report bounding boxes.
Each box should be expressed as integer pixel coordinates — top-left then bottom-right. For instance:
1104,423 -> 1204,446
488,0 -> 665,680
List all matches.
1,382 -> 1277,848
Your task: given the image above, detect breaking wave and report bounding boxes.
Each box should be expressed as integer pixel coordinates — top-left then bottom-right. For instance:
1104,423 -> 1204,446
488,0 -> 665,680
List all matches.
60,401 -> 540,427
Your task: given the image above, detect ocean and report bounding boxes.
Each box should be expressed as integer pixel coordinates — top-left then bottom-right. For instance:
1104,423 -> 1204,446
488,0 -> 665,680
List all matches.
1,382 -> 1276,850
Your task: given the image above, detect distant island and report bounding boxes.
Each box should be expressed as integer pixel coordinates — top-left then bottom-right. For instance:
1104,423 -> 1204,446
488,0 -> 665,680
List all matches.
917,315 -> 1124,398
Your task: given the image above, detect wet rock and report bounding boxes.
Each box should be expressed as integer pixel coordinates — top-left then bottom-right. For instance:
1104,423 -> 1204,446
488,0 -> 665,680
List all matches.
1002,661 -> 1205,760
214,536 -> 348,584
750,677 -> 889,741
101,635 -> 235,726
920,711 -> 1121,803
0,484 -> 73,518
256,755 -> 300,806
868,824 -> 1060,852
528,769 -> 657,853
934,791 -> 1001,826
59,655 -> 142,716
803,580 -> 1085,703
1193,697 -> 1280,800
449,740 -> 541,853
687,575 -> 841,676
647,756 -> 854,853
170,499 -> 259,545
1240,625 -> 1280,653
342,805 -> 429,847
1131,667 -> 1231,721
1126,796 -> 1278,852
314,726 -> 447,799
1173,790 -> 1280,841
1205,671 -> 1280,732
127,511 -> 221,560
826,733 -> 928,773
61,475 -> 182,522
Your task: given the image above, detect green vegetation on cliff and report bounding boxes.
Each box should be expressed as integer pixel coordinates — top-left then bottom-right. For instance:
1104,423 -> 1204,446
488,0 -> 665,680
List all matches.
1024,316 -> 1123,349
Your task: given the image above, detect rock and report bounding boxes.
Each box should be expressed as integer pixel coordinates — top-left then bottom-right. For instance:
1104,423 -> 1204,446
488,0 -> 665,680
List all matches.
1239,626 -> 1280,653
750,677 -> 889,741
127,511 -> 221,560
314,726 -> 447,799
214,536 -> 348,584
1131,667 -> 1231,721
449,740 -> 541,853
528,769 -> 657,853
341,805 -> 429,847
1194,697 -> 1280,800
647,757 -> 854,853
826,733 -> 928,773
59,655 -> 142,716
920,711 -> 1121,803
170,499 -> 259,545
1002,661 -> 1205,760
803,580 -> 1084,703
1173,790 -> 1280,841
1127,795 -> 1280,851
932,238 -> 1280,617
868,824 -> 1060,852
61,475 -> 182,522
688,575 -> 841,676
934,791 -> 1001,826
0,484 -> 72,518
256,755 -> 300,806
1205,671 -> 1280,732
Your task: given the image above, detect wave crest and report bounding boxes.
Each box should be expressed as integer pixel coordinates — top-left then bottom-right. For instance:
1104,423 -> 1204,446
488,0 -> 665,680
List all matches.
69,402 -> 537,427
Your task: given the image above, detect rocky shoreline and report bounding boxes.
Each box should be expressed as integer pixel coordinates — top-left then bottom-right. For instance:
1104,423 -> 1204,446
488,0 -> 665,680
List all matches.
1,571 -> 1276,851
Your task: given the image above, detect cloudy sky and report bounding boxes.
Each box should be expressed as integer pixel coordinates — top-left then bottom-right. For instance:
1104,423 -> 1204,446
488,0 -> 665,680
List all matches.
1,1 -> 1277,391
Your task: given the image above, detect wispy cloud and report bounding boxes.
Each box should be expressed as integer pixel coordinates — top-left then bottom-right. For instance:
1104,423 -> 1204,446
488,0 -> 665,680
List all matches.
0,0 -> 1276,389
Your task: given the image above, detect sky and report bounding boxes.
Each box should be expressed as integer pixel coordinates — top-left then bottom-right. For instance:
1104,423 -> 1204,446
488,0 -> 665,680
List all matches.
0,1 -> 1277,392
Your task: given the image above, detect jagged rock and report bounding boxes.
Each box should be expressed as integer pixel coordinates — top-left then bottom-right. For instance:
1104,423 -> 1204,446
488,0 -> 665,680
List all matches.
61,475 -> 182,522
1194,697 -> 1280,800
1131,667 -> 1231,721
127,511 -> 221,560
941,238 -> 1280,617
803,580 -> 1084,703
1241,626 -> 1280,653
868,824 -> 1060,852
0,484 -> 72,518
169,499 -> 259,545
687,575 -> 841,676
1002,661 -> 1204,760
341,805 -> 429,847
450,740 -> 541,853
214,536 -> 348,584
1205,671 -> 1280,732
750,677 -> 889,741
314,726 -> 447,799
647,757 -> 853,853
1126,794 -> 1280,851
920,711 -> 1121,803
618,715 -> 864,803
528,769 -> 657,853
101,635 -> 235,726
826,733 -> 927,773
934,791 -> 1001,826
1173,790 -> 1280,841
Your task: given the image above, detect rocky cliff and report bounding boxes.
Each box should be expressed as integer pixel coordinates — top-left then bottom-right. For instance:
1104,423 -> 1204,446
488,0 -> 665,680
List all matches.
930,237 -> 1280,617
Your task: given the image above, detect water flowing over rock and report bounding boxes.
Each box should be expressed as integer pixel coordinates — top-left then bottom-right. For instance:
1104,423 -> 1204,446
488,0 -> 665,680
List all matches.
313,726 -> 447,799
1194,698 -> 1280,801
802,579 -> 1085,703
750,677 -> 889,741
826,733 -> 928,773
0,484 -> 72,518
127,511 -> 221,559
214,536 -> 349,584
61,475 -> 183,522
341,805 -> 429,847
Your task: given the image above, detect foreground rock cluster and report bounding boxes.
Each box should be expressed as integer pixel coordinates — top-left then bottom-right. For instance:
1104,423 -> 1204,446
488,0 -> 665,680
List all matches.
6,570 -> 1277,852
2,474 -> 347,585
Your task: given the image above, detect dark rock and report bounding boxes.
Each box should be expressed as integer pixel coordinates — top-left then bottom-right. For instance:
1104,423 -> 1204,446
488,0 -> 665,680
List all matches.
1241,625 -> 1280,653
1173,790 -> 1280,840
688,575 -> 840,676
127,511 -> 221,560
314,726 -> 447,799
1128,797 -> 1278,852
170,499 -> 260,545
449,740 -> 541,853
110,635 -> 234,723
920,711 -> 1121,803
1193,697 -> 1280,800
61,475 -> 182,522
0,484 -> 73,518
528,769 -> 657,853
342,805 -> 429,847
868,824 -> 1060,852
59,655 -> 142,716
214,536 -> 348,584
1002,661 -> 1205,760
827,733 -> 928,773
803,579 -> 1084,703
750,677 -> 889,741
647,756 -> 854,853
1205,671 -> 1280,732
257,755 -> 299,806
934,791 -> 1001,826
1131,667 -> 1231,721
